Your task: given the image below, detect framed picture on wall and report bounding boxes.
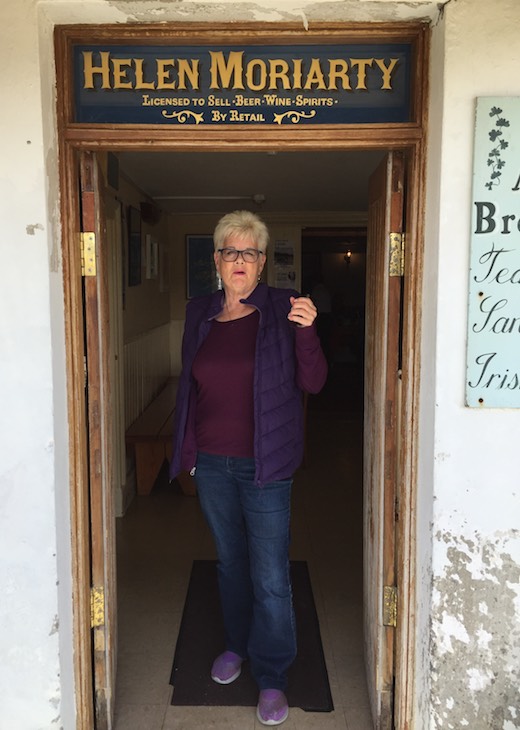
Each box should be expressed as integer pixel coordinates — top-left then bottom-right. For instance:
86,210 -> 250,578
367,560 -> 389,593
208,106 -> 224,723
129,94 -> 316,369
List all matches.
186,234 -> 218,298
128,205 -> 142,286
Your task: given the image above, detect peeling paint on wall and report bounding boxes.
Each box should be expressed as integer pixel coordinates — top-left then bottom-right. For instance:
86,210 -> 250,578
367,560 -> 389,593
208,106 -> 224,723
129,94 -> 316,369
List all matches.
100,0 -> 445,25
431,531 -> 520,729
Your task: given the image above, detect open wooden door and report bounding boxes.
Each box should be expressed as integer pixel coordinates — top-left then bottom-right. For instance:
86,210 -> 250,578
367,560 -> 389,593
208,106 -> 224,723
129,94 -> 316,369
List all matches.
104,193 -> 127,516
364,152 -> 404,729
79,150 -> 118,729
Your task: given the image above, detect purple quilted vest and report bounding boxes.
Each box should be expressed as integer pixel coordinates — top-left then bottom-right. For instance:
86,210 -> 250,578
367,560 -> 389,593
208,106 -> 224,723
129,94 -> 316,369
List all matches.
170,284 -> 327,486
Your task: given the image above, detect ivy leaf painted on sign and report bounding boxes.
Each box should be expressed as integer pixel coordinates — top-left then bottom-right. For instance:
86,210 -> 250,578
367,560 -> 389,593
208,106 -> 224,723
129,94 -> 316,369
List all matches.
485,107 -> 511,190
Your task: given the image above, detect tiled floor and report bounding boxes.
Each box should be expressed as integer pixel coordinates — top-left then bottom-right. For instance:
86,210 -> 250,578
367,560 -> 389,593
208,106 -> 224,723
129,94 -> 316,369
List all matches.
114,364 -> 373,729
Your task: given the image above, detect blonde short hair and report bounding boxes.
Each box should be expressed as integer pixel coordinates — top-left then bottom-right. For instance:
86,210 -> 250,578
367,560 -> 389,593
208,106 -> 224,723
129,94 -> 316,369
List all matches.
213,210 -> 269,251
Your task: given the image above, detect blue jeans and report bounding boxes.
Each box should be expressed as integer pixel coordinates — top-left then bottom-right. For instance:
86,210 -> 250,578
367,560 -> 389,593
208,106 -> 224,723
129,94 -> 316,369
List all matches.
194,451 -> 296,691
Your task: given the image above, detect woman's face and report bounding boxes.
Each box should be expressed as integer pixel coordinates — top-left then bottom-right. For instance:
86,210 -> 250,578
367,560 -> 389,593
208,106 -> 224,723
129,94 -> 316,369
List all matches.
214,232 -> 266,299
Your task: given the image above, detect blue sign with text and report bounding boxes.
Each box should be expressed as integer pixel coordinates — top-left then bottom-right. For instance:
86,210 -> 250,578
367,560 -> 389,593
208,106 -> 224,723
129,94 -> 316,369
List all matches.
73,43 -> 411,126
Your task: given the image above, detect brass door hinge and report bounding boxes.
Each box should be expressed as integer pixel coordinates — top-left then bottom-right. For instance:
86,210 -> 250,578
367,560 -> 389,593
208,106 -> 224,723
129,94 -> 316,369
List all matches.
91,585 -> 105,628
383,585 -> 398,627
80,232 -> 97,277
389,232 -> 405,277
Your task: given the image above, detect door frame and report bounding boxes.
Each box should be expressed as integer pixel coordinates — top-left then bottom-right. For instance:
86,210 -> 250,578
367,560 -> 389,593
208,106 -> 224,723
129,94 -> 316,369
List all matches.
55,21 -> 429,729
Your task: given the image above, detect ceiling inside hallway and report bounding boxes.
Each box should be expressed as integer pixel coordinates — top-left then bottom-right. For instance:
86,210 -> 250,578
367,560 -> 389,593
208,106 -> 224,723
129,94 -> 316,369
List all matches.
117,150 -> 386,217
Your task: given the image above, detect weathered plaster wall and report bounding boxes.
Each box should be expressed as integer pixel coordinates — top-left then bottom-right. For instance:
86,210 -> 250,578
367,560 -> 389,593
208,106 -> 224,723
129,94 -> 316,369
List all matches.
431,532 -> 520,728
39,0 -> 444,26
0,2 -> 66,728
424,0 -> 520,727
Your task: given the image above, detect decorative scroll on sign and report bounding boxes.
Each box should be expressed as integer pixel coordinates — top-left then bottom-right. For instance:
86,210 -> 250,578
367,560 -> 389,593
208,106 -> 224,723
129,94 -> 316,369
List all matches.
73,44 -> 411,125
466,97 -> 520,407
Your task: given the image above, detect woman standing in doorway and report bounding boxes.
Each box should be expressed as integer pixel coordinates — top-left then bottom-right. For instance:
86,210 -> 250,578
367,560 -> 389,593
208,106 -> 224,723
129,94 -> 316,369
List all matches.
170,210 -> 327,726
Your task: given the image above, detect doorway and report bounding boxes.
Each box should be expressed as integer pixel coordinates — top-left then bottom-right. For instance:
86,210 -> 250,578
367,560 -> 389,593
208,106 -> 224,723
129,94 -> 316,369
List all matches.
56,22 -> 427,730
109,150 -> 374,729
78,145 -> 412,730
70,141 -> 422,727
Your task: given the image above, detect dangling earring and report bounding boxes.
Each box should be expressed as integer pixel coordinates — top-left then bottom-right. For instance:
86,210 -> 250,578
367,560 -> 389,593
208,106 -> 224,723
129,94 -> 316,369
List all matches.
257,275 -> 261,282
217,273 -> 222,290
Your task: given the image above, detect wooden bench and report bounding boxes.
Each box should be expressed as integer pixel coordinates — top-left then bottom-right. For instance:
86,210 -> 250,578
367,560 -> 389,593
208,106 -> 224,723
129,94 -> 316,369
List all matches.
126,377 -> 196,496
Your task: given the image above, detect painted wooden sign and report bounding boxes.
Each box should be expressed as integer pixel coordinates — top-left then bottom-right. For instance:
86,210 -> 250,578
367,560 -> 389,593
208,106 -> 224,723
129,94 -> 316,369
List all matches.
466,97 -> 520,407
73,44 -> 411,125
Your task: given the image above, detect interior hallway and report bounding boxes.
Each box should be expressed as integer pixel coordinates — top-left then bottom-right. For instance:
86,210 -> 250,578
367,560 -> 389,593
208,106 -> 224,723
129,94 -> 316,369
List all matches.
114,361 -> 372,729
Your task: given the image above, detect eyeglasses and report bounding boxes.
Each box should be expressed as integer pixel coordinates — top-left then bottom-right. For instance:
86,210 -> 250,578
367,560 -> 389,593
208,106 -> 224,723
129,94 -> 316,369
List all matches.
218,247 -> 265,263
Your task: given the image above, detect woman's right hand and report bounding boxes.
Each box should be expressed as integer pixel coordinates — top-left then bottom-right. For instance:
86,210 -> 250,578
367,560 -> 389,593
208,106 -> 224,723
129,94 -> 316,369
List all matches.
288,296 -> 317,328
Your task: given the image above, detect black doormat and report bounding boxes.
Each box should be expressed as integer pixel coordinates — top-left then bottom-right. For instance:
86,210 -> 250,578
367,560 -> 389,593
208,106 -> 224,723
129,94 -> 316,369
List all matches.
170,560 -> 334,712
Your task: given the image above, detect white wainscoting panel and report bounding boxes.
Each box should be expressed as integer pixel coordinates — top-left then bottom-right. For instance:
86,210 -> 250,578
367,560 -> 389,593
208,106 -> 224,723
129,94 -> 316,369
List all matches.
124,324 -> 171,428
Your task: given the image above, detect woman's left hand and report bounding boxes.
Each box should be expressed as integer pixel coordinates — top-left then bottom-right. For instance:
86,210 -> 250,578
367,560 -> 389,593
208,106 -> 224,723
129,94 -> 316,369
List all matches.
288,296 -> 318,328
